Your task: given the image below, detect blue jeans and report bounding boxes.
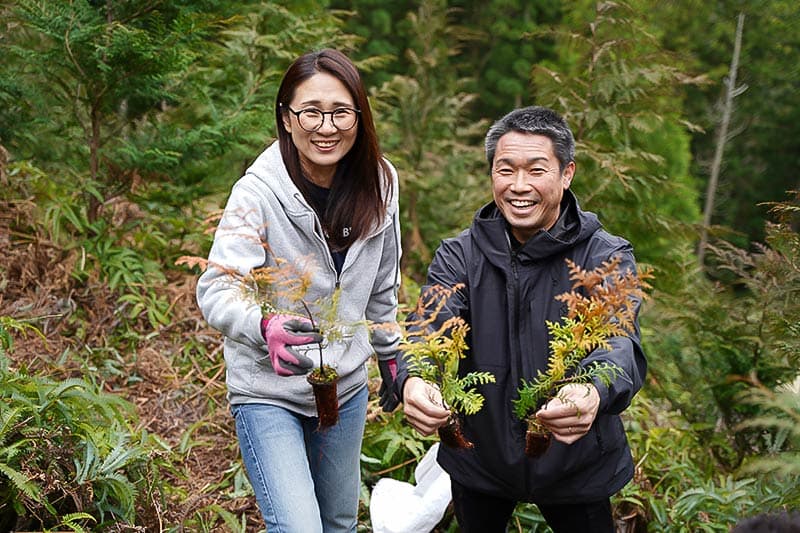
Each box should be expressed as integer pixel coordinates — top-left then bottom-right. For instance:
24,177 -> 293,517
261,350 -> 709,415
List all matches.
232,386 -> 368,533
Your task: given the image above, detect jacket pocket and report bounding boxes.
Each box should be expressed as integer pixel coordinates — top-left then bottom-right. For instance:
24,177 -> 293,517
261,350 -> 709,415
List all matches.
595,413 -> 626,454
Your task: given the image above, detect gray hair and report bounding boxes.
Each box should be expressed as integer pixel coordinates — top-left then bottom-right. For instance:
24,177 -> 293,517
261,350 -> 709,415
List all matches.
485,106 -> 575,173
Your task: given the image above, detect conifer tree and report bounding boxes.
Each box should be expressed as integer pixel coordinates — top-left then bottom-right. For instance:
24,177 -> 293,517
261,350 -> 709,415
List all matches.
0,1 -> 352,220
370,0 -> 487,280
529,0 -> 704,289
449,0 -> 563,120
1,1 -> 226,215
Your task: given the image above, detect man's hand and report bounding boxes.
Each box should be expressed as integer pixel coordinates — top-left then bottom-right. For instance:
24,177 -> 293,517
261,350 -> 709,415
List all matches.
402,377 -> 451,436
535,383 -> 600,445
261,314 -> 322,376
378,358 -> 400,412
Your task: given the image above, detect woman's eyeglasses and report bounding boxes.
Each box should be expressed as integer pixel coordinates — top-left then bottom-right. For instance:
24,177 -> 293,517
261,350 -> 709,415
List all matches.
284,105 -> 360,132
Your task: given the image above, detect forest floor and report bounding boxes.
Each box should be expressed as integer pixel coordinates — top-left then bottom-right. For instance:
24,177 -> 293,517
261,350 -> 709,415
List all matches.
0,197 -> 267,530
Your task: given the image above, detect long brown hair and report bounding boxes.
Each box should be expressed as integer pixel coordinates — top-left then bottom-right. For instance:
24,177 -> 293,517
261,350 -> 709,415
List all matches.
275,48 -> 392,249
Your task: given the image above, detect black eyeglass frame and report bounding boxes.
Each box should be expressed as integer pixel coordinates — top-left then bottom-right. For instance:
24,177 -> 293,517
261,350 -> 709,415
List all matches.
282,104 -> 361,132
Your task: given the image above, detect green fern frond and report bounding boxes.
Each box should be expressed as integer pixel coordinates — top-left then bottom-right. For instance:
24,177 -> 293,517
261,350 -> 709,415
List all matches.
737,384 -> 800,478
74,439 -> 98,484
1,349 -> 153,525
0,406 -> 23,448
100,437 -> 144,474
0,462 -> 44,503
55,512 -> 96,533
93,472 -> 137,522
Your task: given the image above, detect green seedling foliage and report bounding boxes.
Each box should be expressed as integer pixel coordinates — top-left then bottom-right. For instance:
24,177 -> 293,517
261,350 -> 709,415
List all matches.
401,284 -> 495,417
513,257 -> 651,427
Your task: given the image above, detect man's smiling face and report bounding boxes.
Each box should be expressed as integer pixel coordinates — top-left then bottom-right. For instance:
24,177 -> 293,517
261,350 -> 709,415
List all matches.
491,131 -> 575,243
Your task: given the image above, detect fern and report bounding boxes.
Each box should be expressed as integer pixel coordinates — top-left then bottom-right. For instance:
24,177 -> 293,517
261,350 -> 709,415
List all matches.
737,382 -> 800,479
0,346 -> 157,528
0,462 -> 50,514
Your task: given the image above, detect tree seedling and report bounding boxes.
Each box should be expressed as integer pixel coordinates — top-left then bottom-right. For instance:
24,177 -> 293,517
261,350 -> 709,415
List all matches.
513,257 -> 651,457
401,284 -> 495,448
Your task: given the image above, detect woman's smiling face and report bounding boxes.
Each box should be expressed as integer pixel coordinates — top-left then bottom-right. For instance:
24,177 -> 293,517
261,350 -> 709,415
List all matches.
491,131 -> 575,243
282,72 -> 358,187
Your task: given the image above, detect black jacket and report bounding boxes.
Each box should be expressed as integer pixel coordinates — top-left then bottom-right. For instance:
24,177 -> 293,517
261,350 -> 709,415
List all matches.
396,190 -> 647,504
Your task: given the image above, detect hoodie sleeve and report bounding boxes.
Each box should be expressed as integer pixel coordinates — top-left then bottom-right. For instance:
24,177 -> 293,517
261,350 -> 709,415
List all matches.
366,161 -> 402,354
196,177 -> 269,351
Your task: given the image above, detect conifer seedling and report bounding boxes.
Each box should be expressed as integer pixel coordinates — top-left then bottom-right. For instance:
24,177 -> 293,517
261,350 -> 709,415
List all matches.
513,257 -> 651,457
401,284 -> 495,448
179,246 -> 362,430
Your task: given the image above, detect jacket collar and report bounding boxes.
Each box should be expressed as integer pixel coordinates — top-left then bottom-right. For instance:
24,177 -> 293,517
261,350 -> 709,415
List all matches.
471,190 -> 601,268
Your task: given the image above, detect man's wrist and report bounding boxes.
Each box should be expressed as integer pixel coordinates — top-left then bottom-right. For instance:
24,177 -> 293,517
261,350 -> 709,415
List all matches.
589,379 -> 607,412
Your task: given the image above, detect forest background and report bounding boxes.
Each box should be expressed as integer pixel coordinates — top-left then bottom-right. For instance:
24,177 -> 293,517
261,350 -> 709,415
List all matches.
1,0 -> 799,531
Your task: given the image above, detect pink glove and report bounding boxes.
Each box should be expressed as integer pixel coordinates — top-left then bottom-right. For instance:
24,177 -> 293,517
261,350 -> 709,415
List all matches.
261,314 -> 322,376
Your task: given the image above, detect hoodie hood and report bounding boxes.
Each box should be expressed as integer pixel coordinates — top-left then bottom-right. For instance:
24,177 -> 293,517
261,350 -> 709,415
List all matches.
244,141 -> 399,235
471,189 -> 601,268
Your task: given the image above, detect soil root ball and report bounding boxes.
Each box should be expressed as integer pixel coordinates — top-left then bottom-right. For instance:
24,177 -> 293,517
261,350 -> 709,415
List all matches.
308,368 -> 339,429
438,416 -> 473,449
524,430 -> 551,458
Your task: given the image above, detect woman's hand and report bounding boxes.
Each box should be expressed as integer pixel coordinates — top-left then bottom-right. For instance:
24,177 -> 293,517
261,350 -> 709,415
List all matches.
261,314 -> 322,376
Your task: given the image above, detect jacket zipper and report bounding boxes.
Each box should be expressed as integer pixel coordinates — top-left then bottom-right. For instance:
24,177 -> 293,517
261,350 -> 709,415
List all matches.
510,250 -> 528,493
509,250 -> 522,391
303,194 -> 340,289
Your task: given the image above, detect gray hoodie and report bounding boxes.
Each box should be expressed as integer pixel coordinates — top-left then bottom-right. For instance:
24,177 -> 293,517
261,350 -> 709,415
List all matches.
196,141 -> 401,415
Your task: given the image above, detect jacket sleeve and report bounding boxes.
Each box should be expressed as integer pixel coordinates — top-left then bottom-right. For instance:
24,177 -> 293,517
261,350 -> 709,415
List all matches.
196,178 -> 269,351
580,247 -> 647,415
365,207 -> 401,324
395,235 -> 470,400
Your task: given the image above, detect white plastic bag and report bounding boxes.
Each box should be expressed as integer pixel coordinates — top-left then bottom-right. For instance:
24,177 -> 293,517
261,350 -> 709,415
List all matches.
369,443 -> 452,533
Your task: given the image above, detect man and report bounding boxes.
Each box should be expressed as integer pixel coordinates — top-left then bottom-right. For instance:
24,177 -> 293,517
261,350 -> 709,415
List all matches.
396,106 -> 647,532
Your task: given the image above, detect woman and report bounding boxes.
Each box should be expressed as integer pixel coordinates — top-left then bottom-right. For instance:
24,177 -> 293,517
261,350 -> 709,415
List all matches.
196,49 -> 401,532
